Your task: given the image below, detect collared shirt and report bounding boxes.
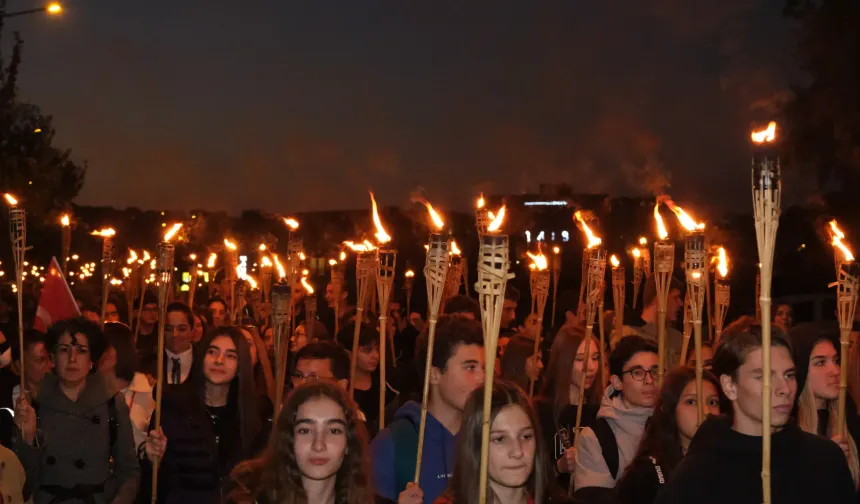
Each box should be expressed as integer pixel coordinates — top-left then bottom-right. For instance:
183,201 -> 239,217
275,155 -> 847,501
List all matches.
165,347 -> 193,384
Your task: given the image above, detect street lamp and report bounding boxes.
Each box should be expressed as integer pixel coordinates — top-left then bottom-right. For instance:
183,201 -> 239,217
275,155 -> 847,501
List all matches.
1,2 -> 62,18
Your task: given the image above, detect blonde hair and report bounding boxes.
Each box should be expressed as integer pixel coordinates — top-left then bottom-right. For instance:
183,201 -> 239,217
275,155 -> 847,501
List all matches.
797,381 -> 860,487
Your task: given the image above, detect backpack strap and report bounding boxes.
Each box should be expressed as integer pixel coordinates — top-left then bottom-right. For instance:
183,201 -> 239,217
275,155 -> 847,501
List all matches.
391,419 -> 419,496
591,418 -> 619,480
107,395 -> 118,450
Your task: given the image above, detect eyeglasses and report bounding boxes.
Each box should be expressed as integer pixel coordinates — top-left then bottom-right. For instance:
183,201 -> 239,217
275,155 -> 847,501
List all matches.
291,372 -> 335,382
622,366 -> 659,382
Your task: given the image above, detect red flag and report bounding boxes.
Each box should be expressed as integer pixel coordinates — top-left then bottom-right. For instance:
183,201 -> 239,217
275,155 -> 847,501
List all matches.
34,257 -> 80,332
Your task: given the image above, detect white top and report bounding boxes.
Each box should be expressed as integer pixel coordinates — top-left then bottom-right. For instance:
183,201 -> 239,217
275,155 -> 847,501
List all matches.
122,373 -> 156,450
165,347 -> 194,385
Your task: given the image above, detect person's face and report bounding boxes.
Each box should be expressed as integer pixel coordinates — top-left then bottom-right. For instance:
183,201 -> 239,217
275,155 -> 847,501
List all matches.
203,335 -> 239,385
525,351 -> 543,381
687,346 -> 714,371
324,284 -> 336,307
497,336 -> 511,357
389,302 -> 402,323
774,305 -> 793,331
209,302 -> 227,327
488,405 -> 536,490
570,338 -> 600,391
192,315 -> 204,343
291,325 -> 308,353
82,310 -> 100,325
807,340 -> 840,401
105,302 -> 120,323
293,397 -> 348,482
54,332 -> 92,385
24,342 -> 52,386
165,311 -> 193,354
241,328 -> 258,366
676,379 -> 721,444
667,289 -> 683,322
263,327 -> 274,352
501,299 -> 517,328
356,343 -> 379,374
141,303 -> 159,325
292,358 -> 347,390
611,351 -> 659,408
409,312 -> 424,331
432,343 -> 485,411
720,346 -> 797,435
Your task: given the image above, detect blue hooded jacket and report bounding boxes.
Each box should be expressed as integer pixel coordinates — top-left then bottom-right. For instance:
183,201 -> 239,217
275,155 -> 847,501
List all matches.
370,400 -> 457,502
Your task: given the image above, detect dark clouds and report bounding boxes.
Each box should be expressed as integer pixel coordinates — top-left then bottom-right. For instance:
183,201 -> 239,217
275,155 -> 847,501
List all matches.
7,0 -> 796,216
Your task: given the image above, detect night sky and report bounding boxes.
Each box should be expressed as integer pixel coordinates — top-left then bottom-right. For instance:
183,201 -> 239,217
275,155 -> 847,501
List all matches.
6,1 -> 795,215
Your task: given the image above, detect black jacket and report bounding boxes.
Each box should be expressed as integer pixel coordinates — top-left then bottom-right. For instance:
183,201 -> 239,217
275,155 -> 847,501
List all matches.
536,398 -> 600,488
655,416 -> 855,504
615,455 -> 668,504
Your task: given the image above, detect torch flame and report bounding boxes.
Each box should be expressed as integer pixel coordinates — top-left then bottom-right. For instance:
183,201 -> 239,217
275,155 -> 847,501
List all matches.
189,253 -> 197,261
405,269 -> 415,278
487,206 -> 506,233
477,194 -> 485,209
329,259 -> 337,266
272,254 -> 287,279
207,253 -> 217,269
91,228 -> 116,238
751,121 -> 777,144
553,246 -> 560,254
224,239 -> 237,251
830,220 -> 855,262
339,251 -> 347,261
3,194 -> 18,206
246,276 -> 258,290
142,251 -> 151,262
663,198 -> 705,232
369,192 -> 392,244
632,248 -> 641,259
284,217 -> 300,230
61,214 -> 70,227
450,240 -> 462,256
301,277 -> 314,295
527,252 -> 549,271
610,255 -> 620,268
574,211 -> 602,249
258,243 -> 267,252
127,250 -> 138,265
717,247 -> 729,278
299,251 -> 306,261
163,223 -> 183,242
343,241 -> 376,253
639,237 -> 647,246
261,256 -> 273,267
654,204 -> 669,240
423,201 -> 445,230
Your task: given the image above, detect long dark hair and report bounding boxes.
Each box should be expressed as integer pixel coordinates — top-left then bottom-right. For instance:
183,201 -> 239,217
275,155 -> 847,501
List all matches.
443,380 -> 558,504
227,381 -> 374,504
626,366 -> 719,475
539,325 -> 600,427
191,326 -> 261,455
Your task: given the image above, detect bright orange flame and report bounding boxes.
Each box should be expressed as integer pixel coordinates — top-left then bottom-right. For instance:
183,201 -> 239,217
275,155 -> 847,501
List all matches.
639,236 -> 647,246
258,243 -> 267,252
224,239 -> 237,251
610,255 -> 620,268
273,254 -> 287,279
632,248 -> 641,259
127,250 -> 138,265
553,246 -> 560,254
299,251 -> 306,261
339,251 -> 347,261
663,199 -> 704,232
207,253 -> 217,268
142,251 -> 151,262
830,220 -> 855,262
4,194 -> 18,206
163,223 -> 182,242
527,252 -> 549,271
574,211 -> 601,249
654,204 -> 669,240
450,240 -> 462,256
343,240 -> 376,253
189,253 -> 197,261
284,217 -> 299,230
61,214 -> 70,227
91,228 -> 116,238
477,194 -> 485,209
246,276 -> 258,290
717,247 -> 729,278
487,206 -> 506,233
369,192 -> 392,244
405,269 -> 415,278
329,259 -> 337,266
423,201 -> 445,230
302,268 -> 310,277
46,3 -> 62,14
751,121 -> 777,144
261,256 -> 273,267
299,277 -> 313,294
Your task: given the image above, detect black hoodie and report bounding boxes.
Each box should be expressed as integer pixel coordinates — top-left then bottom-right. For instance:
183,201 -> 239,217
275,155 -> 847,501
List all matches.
654,416 -> 854,504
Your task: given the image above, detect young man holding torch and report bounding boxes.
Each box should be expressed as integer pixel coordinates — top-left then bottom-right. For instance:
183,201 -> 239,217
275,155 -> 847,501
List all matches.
371,316 -> 484,504
631,276 -> 685,365
655,327 -> 855,504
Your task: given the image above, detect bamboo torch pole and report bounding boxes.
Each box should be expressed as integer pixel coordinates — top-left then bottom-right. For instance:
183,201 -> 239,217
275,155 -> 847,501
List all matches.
830,220 -> 857,437
684,229 -> 707,424
5,194 -> 27,391
133,251 -> 152,346
527,252 -> 550,397
653,205 -> 675,388
302,277 -> 317,342
551,246 -> 562,327
331,253 -> 345,336
714,248 -> 731,346
348,245 -> 375,398
404,268 -> 415,319
476,206 -> 513,504
751,120 -> 780,504
271,276 -> 291,420
632,247 -> 643,311
92,229 -> 117,328
681,291 -> 692,365
376,247 -> 396,431
151,223 -> 182,503
288,237 -> 303,341
414,203 -> 449,484
610,255 -> 625,383
60,214 -> 71,275
224,239 -> 239,322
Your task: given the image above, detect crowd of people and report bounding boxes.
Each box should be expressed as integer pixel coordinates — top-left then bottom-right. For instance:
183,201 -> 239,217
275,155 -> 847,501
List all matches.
0,268 -> 857,504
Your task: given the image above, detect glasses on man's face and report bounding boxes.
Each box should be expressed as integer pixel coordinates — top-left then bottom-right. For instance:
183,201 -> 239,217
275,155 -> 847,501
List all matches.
291,372 -> 334,383
622,366 -> 659,382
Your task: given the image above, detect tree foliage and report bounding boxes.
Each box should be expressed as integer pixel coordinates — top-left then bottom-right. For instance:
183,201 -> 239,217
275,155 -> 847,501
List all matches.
0,14 -> 86,223
782,0 -> 860,190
